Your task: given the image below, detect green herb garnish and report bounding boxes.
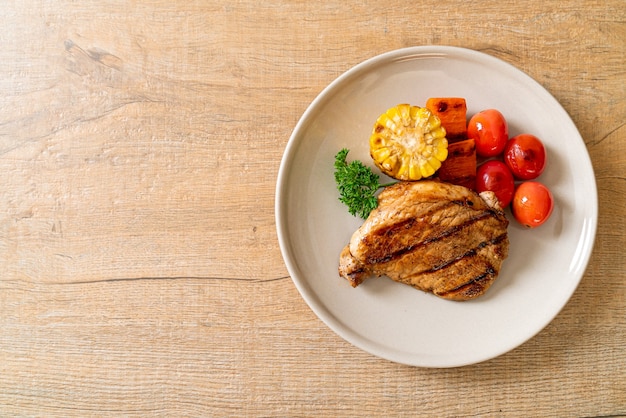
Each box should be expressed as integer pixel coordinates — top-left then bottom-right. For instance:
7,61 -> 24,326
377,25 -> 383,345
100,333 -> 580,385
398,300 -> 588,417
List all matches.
334,148 -> 395,219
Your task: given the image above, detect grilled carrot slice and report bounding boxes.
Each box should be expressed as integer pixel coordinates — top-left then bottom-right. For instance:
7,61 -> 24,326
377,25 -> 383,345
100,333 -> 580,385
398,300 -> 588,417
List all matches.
426,97 -> 467,142
437,138 -> 476,190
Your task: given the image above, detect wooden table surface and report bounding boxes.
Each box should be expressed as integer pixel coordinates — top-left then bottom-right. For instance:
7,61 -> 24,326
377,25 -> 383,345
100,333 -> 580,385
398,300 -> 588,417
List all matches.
1,1 -> 624,416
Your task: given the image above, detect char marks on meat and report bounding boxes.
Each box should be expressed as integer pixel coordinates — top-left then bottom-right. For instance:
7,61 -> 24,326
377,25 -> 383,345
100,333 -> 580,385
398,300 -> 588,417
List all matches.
338,180 -> 509,301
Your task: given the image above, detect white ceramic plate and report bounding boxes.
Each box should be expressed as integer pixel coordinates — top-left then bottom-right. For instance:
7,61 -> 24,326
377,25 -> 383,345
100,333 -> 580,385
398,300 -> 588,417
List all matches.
275,46 -> 597,367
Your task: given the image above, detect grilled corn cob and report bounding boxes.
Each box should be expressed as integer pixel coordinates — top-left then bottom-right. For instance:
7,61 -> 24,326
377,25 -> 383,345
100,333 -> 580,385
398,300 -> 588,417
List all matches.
370,104 -> 448,181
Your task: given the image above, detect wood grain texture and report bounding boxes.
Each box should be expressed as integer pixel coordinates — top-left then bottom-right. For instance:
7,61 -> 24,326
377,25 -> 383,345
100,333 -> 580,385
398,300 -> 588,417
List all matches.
1,1 -> 624,416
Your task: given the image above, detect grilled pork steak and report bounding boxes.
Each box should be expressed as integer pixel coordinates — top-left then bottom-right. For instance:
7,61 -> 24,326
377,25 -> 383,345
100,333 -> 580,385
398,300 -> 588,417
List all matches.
338,180 -> 509,301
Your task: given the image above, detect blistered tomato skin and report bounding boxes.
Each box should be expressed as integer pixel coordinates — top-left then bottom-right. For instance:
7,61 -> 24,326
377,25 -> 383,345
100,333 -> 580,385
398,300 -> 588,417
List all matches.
512,181 -> 554,228
504,134 -> 547,180
467,109 -> 509,158
475,160 -> 515,208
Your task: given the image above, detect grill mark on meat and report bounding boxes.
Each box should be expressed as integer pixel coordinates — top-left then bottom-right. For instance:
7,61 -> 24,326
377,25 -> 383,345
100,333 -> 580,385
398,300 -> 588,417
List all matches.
426,233 -> 508,273
346,267 -> 366,282
370,200 -> 457,239
451,198 -> 474,207
379,217 -> 416,238
437,266 -> 496,298
366,209 -> 497,264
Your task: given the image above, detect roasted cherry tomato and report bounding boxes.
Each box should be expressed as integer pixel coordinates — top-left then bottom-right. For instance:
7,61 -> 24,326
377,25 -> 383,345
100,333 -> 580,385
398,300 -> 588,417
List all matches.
512,181 -> 554,228
504,134 -> 547,180
476,160 -> 515,208
467,109 -> 509,158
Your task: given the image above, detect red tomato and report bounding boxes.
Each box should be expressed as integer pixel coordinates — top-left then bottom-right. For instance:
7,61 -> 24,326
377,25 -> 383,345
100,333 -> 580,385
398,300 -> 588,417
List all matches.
467,109 -> 509,158
476,160 -> 515,208
512,181 -> 554,228
504,134 -> 547,180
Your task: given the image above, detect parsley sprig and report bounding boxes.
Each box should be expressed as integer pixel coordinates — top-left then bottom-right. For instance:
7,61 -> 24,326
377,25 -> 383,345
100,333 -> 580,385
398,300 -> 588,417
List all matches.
334,148 -> 396,219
